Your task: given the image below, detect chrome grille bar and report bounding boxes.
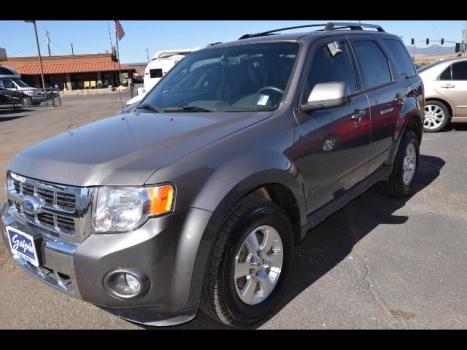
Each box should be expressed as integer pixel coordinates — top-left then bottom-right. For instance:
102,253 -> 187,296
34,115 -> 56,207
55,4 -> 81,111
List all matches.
6,172 -> 94,243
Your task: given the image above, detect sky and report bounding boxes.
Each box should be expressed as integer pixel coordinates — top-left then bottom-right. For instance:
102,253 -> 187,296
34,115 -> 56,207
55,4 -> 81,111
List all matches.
0,20 -> 465,64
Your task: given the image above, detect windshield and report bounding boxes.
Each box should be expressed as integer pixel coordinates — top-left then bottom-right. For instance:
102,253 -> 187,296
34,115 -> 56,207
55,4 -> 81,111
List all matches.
142,42 -> 299,112
13,78 -> 30,88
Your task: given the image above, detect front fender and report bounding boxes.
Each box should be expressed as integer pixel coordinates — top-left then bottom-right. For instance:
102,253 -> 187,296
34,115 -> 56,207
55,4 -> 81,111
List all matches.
191,150 -> 306,224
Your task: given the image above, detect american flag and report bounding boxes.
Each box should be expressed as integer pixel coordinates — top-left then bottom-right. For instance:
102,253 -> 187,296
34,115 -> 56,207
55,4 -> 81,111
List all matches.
114,20 -> 125,41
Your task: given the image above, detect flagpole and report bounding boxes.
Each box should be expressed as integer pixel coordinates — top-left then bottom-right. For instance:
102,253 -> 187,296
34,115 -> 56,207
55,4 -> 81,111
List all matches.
114,24 -> 122,87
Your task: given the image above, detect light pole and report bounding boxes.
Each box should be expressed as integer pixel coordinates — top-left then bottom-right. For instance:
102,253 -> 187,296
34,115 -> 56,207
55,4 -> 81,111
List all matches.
25,20 -> 46,91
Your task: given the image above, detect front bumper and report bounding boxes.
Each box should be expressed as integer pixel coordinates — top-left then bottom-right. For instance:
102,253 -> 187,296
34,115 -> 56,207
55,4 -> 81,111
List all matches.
31,96 -> 44,103
1,201 -> 212,326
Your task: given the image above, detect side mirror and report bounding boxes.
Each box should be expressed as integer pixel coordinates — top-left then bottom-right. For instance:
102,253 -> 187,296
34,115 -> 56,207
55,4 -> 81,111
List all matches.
302,82 -> 348,111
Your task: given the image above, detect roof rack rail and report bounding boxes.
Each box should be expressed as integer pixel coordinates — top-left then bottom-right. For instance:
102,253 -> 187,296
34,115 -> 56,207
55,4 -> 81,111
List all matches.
238,22 -> 384,40
207,42 -> 223,47
323,22 -> 385,32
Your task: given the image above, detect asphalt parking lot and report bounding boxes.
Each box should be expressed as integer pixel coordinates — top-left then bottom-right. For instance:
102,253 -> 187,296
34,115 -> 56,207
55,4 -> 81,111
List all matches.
0,93 -> 466,329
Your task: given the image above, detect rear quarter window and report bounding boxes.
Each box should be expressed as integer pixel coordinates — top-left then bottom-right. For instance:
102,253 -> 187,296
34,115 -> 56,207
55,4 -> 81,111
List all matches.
383,39 -> 417,79
438,66 -> 452,80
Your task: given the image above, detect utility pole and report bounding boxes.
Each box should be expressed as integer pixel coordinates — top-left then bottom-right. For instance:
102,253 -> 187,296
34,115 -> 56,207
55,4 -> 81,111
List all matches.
71,43 -> 74,55
25,20 -> 46,91
115,29 -> 122,86
45,29 -> 51,56
145,48 -> 149,64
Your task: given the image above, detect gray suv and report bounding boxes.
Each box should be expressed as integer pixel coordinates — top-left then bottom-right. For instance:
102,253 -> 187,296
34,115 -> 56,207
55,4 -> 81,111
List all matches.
1,23 -> 424,328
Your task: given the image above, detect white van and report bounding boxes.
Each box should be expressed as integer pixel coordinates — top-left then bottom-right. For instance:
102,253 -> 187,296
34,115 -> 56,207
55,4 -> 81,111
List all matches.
0,66 -> 45,105
126,48 -> 200,106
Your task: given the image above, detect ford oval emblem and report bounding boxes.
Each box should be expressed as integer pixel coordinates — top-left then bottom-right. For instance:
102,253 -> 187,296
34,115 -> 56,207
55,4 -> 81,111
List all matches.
21,196 -> 44,215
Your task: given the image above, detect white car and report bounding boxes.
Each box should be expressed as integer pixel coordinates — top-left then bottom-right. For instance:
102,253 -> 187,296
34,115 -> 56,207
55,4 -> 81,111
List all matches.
0,66 -> 45,106
126,48 -> 200,106
418,57 -> 467,132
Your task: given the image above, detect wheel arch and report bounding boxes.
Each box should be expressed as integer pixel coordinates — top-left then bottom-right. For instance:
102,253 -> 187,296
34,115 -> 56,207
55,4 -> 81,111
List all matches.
201,170 -> 307,245
425,97 -> 453,120
389,110 -> 423,166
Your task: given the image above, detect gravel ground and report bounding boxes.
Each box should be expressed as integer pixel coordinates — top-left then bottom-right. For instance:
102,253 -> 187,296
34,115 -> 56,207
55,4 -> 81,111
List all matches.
0,94 -> 466,329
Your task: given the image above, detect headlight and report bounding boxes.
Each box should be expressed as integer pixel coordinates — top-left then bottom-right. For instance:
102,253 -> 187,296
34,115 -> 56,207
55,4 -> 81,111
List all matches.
93,184 -> 174,233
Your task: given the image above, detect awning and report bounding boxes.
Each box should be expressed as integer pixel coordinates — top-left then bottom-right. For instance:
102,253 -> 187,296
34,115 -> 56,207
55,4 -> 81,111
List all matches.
8,61 -> 131,75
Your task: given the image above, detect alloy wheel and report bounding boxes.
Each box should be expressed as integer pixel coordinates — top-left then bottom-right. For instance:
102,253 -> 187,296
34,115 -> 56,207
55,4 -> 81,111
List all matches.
402,143 -> 417,186
233,225 -> 283,305
424,104 -> 445,130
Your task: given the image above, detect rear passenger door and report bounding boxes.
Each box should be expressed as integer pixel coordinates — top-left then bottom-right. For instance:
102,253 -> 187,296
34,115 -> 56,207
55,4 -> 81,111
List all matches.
437,61 -> 467,118
349,37 -> 401,175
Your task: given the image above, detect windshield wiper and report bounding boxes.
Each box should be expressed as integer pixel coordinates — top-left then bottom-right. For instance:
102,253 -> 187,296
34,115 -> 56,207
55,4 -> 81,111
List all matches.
135,103 -> 160,113
163,105 -> 216,112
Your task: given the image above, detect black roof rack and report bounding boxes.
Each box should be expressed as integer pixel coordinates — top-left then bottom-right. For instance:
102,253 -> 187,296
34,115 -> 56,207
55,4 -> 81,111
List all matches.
207,42 -> 223,47
239,22 -> 385,40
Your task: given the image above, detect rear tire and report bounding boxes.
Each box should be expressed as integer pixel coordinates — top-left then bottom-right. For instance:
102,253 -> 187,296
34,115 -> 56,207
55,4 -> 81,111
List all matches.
200,193 -> 294,328
423,101 -> 450,132
376,130 -> 420,198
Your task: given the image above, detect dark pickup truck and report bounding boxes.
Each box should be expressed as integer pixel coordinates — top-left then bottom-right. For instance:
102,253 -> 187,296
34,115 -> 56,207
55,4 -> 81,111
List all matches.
1,22 -> 424,328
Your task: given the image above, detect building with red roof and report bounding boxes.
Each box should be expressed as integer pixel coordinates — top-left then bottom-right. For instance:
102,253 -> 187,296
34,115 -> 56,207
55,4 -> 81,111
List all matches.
0,50 -> 135,91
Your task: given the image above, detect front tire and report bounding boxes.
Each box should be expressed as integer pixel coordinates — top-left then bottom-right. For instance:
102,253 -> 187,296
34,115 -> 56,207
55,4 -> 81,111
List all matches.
200,193 -> 294,328
423,101 -> 450,132
22,96 -> 32,107
376,130 -> 420,198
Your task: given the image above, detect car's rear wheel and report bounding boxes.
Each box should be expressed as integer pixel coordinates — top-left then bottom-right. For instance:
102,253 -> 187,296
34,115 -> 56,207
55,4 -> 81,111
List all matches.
375,130 -> 420,198
200,193 -> 294,328
423,101 -> 450,132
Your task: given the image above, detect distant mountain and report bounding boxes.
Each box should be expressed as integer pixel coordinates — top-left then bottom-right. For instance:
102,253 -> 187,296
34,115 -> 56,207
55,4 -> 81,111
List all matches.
405,45 -> 456,56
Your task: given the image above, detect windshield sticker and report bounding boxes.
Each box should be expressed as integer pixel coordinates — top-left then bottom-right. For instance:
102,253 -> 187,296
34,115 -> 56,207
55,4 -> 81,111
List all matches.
257,94 -> 269,106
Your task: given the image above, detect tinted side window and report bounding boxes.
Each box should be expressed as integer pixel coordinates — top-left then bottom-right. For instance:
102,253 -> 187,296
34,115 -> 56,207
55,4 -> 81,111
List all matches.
383,39 -> 416,79
303,41 -> 357,101
352,40 -> 392,89
452,62 -> 467,80
0,79 -> 14,89
0,67 -> 14,75
439,66 -> 452,80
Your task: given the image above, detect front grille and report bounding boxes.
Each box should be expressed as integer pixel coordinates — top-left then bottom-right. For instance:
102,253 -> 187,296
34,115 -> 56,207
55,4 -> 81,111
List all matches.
7,174 -> 81,236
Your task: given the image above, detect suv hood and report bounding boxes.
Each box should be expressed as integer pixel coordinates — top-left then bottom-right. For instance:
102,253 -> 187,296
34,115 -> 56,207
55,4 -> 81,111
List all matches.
9,111 -> 269,187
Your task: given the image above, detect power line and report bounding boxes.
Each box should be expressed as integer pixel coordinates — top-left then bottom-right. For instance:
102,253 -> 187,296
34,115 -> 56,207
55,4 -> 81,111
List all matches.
429,21 -> 443,40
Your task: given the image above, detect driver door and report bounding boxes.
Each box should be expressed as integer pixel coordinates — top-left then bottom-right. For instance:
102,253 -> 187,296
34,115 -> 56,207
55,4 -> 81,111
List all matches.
292,38 -> 371,213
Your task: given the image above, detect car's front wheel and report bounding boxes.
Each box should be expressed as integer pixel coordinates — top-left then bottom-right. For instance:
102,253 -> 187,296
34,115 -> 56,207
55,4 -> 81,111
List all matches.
22,96 -> 32,106
200,193 -> 294,328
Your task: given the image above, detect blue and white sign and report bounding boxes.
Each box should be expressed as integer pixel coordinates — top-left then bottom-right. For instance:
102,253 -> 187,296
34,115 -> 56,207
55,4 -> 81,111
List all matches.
7,227 -> 39,267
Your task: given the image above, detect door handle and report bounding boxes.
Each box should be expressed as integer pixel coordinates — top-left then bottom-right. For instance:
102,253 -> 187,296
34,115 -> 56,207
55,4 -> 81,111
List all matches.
351,109 -> 366,124
394,92 -> 403,103
441,84 -> 455,88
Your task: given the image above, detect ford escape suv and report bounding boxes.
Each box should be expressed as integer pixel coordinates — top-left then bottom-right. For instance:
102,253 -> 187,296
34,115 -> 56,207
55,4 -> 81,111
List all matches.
1,22 -> 424,328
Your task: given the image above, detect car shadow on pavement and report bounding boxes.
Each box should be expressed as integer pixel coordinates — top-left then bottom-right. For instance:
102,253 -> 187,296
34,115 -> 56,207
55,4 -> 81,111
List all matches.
449,123 -> 467,131
141,154 -> 445,330
0,108 -> 34,122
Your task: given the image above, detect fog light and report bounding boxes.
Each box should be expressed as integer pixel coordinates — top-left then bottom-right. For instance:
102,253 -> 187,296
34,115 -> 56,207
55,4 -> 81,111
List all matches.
103,269 -> 149,299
